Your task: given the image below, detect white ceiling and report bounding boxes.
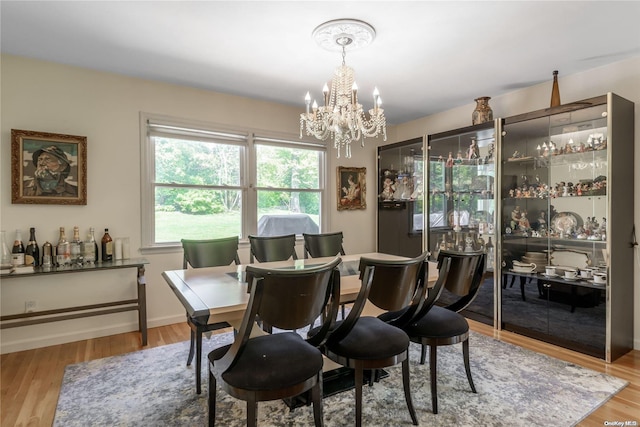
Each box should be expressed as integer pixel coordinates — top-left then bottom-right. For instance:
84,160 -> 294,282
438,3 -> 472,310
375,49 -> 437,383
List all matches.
2,1 -> 639,125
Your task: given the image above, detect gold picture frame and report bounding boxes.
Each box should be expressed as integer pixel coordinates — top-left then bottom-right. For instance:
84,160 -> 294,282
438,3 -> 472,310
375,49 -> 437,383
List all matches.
11,129 -> 87,205
337,166 -> 366,211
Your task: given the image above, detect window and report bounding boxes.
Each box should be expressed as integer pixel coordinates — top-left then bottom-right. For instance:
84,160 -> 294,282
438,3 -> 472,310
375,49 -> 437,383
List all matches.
254,139 -> 324,237
141,114 -> 326,248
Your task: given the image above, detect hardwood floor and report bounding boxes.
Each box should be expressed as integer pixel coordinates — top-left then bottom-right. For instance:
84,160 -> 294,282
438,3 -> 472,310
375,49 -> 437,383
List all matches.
1,320 -> 638,427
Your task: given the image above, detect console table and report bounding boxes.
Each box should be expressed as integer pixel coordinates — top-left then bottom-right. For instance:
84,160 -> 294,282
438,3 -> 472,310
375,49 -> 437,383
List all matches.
0,258 -> 149,345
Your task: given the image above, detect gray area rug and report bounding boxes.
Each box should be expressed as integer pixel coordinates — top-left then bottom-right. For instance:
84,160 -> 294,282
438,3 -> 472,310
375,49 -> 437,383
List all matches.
54,330 -> 627,426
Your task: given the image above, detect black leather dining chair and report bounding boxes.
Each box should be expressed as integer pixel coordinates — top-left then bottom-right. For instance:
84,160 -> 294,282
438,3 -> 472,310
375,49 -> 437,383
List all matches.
302,231 -> 346,259
303,231 -> 348,318
315,251 -> 430,427
248,234 -> 298,263
181,236 -> 241,394
381,249 -> 484,414
208,257 -> 342,427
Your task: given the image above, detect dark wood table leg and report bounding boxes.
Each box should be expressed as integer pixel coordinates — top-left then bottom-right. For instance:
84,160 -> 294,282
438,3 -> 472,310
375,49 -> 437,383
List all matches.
137,265 -> 148,346
196,325 -> 203,394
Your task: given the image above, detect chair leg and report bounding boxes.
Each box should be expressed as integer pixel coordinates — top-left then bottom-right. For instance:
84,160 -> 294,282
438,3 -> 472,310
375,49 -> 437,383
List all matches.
247,395 -> 257,427
312,373 -> 324,427
420,343 -> 427,365
196,329 -> 203,394
208,369 -> 217,427
429,345 -> 438,414
402,357 -> 418,425
187,329 -> 196,366
462,338 -> 477,393
355,367 -> 363,427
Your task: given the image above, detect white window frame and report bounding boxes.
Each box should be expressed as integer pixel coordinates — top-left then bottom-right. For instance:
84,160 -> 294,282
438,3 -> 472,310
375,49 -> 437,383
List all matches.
140,113 -> 327,251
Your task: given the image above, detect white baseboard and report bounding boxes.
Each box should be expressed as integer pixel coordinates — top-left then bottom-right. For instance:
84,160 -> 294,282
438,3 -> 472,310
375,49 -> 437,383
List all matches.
0,314 -> 186,355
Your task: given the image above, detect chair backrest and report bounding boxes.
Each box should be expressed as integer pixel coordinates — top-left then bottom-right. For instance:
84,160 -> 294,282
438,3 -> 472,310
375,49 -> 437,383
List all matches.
358,251 -> 429,312
244,257 -> 341,344
401,255 -> 453,326
248,234 -> 298,263
303,232 -> 346,259
327,252 -> 429,345
436,249 -> 486,313
181,236 -> 240,269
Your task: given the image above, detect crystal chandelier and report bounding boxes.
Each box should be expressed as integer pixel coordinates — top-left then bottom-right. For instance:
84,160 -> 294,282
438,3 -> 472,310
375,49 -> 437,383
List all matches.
300,19 -> 387,158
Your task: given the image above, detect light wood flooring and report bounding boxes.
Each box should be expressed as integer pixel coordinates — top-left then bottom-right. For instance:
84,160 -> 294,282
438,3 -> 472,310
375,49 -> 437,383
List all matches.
1,320 -> 638,427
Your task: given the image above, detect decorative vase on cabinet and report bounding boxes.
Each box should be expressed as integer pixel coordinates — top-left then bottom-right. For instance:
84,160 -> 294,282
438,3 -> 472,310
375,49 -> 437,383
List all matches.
498,93 -> 634,362
472,96 -> 494,125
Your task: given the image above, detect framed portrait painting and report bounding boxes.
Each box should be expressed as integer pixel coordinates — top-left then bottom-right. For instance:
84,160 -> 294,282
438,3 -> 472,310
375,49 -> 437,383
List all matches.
337,166 -> 366,211
11,129 -> 87,205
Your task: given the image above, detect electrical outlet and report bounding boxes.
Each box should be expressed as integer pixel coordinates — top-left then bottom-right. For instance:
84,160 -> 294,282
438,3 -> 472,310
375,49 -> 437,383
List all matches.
25,300 -> 37,313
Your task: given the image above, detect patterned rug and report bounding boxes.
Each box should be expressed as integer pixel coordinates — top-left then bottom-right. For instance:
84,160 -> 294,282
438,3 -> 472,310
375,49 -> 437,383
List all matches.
54,331 -> 627,426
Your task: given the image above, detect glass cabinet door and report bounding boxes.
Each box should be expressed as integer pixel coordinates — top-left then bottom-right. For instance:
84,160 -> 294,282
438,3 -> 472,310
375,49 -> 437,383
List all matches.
427,123 -> 496,262
427,122 -> 497,325
500,103 -> 609,357
377,137 -> 425,258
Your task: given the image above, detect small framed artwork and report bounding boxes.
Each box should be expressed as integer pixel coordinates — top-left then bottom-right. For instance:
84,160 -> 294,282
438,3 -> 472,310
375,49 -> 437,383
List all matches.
337,166 -> 366,211
11,129 -> 87,205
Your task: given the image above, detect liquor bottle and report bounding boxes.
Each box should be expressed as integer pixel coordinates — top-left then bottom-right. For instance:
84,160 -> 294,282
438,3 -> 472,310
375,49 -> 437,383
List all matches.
485,236 -> 495,270
56,227 -> 71,266
82,227 -> 98,263
92,228 -> 99,261
550,70 -> 561,107
70,226 -> 82,264
42,241 -> 53,267
24,227 -> 40,266
11,229 -> 25,267
101,228 -> 113,262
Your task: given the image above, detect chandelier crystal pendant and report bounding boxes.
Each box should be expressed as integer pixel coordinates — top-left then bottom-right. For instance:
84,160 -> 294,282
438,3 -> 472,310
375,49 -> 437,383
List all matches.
300,19 -> 387,158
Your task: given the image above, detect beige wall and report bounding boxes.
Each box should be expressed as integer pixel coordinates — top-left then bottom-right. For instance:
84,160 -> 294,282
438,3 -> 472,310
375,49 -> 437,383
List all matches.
1,54 -> 637,353
0,55 -> 381,353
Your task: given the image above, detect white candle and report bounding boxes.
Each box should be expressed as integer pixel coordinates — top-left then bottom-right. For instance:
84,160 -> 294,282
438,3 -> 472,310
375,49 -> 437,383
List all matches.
114,238 -> 123,260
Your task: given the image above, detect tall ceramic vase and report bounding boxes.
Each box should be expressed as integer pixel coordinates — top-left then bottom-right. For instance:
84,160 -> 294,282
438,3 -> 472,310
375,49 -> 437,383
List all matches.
472,96 -> 493,125
550,70 -> 561,107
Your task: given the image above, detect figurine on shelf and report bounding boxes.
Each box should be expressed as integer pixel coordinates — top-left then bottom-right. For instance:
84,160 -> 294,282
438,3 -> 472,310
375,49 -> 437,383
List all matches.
518,211 -> 531,232
397,175 -> 412,199
467,139 -> 480,160
537,210 -> 547,230
380,177 -> 395,201
446,152 -> 454,167
454,151 -> 464,165
510,205 -> 522,230
485,143 -> 495,163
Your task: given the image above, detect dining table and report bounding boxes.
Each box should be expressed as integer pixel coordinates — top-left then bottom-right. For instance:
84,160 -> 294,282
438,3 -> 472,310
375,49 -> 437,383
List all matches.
162,252 -> 438,396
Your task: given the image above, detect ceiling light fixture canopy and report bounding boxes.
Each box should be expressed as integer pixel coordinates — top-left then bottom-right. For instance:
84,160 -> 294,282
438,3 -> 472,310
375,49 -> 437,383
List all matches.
300,19 -> 387,158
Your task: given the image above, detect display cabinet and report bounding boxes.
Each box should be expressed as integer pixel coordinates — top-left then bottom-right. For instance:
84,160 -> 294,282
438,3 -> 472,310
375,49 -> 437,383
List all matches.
377,137 -> 425,258
426,122 -> 498,325
498,93 -> 634,361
